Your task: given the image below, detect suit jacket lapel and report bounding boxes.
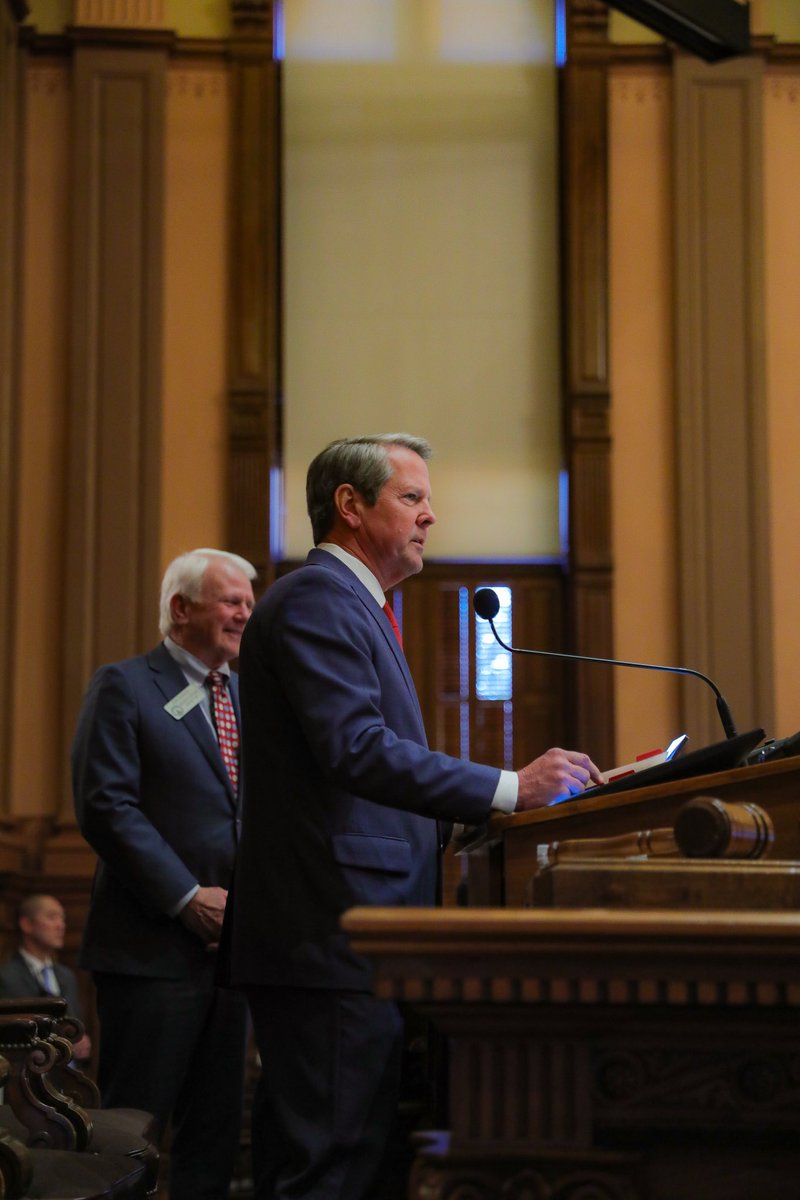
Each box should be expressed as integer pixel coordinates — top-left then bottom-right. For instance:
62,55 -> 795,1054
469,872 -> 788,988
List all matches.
360,590 -> 426,732
13,953 -> 45,996
306,550 -> 427,739
146,644 -> 238,806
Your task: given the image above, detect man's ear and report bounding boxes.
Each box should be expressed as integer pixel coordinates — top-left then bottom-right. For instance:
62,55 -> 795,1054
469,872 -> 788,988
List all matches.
18,915 -> 32,939
170,592 -> 192,628
333,483 -> 363,530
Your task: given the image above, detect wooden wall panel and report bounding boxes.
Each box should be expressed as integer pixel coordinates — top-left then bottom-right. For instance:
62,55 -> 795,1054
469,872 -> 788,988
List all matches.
562,1 -> 615,765
401,563 -> 568,770
228,2 -> 281,581
674,55 -> 773,744
0,0 -> 26,814
62,44 -> 166,814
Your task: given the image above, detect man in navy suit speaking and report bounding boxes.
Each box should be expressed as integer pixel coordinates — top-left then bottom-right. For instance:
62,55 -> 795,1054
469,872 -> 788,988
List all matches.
224,435 -> 602,1200
72,547 -> 256,1200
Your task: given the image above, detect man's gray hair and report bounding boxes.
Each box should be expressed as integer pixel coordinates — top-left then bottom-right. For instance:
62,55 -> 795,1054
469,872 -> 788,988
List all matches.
159,548 -> 257,637
306,433 -> 432,545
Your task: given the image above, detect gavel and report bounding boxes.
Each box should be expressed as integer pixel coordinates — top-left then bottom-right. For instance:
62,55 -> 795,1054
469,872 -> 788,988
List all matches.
537,795 -> 774,868
673,795 -> 774,859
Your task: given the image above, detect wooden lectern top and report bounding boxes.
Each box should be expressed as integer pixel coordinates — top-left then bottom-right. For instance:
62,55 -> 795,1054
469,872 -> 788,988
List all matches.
477,755 -> 800,907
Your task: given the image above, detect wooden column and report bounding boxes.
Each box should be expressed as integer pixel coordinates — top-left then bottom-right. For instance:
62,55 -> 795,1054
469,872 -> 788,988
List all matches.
673,54 -> 773,744
228,0 -> 281,581
0,0 -> 27,814
62,32 -> 167,815
562,0 -> 614,766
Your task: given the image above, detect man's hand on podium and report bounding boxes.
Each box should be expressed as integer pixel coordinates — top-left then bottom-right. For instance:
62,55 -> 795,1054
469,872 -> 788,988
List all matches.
516,748 -> 603,811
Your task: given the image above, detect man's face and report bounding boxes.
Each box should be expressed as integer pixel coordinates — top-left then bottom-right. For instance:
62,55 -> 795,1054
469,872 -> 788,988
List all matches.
354,446 -> 436,590
21,897 -> 66,957
171,560 -> 255,668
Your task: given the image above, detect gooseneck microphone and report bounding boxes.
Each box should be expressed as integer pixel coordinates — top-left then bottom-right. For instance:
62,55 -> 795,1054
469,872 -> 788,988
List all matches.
473,587 -> 739,740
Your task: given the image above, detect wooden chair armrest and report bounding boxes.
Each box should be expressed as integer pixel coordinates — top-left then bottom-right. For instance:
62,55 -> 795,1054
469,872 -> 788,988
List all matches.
0,1018 -> 92,1151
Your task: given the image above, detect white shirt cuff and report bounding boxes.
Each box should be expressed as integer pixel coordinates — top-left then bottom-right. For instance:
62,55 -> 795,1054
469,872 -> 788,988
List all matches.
169,884 -> 199,918
490,770 -> 518,814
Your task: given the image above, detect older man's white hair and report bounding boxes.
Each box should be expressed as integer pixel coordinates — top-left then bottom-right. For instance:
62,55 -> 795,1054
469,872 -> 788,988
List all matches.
159,548 -> 257,637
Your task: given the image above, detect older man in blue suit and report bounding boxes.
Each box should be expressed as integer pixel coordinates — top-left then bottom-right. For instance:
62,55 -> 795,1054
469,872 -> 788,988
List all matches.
72,547 -> 256,1200
224,435 -> 601,1200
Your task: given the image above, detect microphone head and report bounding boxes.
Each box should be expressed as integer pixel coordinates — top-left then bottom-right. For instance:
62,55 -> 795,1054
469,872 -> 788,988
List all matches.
473,588 -> 500,620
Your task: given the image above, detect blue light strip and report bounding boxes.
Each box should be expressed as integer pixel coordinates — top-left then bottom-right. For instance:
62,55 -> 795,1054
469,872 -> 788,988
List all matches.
269,467 -> 284,561
559,467 -> 570,559
503,699 -> 514,771
458,586 -> 470,760
555,0 -> 567,66
274,0 -> 285,61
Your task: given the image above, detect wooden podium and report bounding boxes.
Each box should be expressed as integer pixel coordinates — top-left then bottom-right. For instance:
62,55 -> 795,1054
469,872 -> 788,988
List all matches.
343,756 -> 800,1200
470,753 -> 800,906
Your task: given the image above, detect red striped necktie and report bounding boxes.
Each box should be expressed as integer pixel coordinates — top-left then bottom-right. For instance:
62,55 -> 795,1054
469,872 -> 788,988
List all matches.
382,601 -> 403,650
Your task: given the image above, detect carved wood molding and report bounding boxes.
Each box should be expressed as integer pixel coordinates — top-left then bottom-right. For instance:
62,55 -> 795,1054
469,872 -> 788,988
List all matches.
231,0 -> 272,35
410,1149 -> 641,1200
372,966 -> 800,1010
0,1017 -> 91,1150
72,0 -> 167,26
568,0 -> 610,46
562,4 -> 614,765
343,906 -> 800,998
227,0 -> 280,579
351,903 -> 800,1197
594,1042 -> 800,1122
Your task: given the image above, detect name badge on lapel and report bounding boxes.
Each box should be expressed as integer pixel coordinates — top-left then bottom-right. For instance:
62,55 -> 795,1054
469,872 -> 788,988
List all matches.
164,683 -> 205,721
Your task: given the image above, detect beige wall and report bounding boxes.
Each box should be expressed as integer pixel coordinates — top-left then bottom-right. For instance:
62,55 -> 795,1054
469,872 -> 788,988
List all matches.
283,0 -> 561,560
609,66 -> 681,759
161,62 -> 230,569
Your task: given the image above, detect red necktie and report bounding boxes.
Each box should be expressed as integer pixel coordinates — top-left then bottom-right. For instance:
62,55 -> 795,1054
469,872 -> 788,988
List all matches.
382,601 -> 403,650
206,671 -> 239,789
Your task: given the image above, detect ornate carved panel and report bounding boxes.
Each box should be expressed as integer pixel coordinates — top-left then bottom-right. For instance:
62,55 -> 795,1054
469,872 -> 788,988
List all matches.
346,905 -> 800,1199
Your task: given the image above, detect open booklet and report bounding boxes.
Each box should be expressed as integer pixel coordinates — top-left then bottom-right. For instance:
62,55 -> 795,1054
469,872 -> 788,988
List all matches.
578,727 -> 765,801
592,733 -> 689,789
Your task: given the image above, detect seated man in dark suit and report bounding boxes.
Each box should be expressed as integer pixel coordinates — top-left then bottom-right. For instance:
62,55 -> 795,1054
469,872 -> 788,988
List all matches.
0,893 -> 91,1061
